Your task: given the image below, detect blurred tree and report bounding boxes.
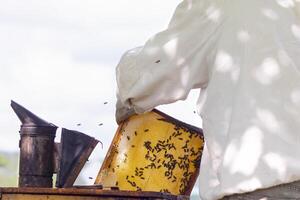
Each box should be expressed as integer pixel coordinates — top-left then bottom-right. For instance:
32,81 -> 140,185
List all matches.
0,152 -> 18,186
0,155 -> 8,167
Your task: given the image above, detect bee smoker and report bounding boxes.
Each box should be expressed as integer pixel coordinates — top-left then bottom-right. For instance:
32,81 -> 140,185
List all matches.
11,101 -> 57,188
11,100 -> 99,188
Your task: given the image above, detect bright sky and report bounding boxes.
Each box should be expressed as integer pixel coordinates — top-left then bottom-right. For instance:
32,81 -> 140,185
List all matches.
0,0 -> 203,151
0,0 -> 202,192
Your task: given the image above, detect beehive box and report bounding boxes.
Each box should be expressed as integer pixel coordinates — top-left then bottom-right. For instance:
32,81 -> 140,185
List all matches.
0,187 -> 188,200
95,110 -> 204,195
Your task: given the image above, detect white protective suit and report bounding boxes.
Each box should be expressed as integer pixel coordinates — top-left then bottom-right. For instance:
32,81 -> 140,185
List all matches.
116,0 -> 300,199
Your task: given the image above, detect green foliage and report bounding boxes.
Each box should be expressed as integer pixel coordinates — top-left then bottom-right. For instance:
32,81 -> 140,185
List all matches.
0,155 -> 9,167
0,152 -> 18,187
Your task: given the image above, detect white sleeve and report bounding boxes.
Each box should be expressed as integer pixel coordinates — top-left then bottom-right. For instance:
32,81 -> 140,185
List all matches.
116,0 -> 215,113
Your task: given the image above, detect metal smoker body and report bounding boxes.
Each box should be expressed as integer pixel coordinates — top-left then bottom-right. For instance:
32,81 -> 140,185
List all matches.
11,101 -> 57,187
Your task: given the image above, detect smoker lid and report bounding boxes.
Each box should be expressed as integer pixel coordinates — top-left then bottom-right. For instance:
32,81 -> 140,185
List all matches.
11,100 -> 57,128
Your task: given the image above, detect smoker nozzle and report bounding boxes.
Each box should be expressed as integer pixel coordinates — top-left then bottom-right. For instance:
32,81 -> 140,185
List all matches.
11,100 -> 56,128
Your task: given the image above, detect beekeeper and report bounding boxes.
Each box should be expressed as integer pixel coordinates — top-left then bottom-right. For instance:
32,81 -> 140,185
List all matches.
115,0 -> 300,199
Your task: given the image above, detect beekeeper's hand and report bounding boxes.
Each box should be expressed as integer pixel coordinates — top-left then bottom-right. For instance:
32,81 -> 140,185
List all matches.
115,99 -> 136,125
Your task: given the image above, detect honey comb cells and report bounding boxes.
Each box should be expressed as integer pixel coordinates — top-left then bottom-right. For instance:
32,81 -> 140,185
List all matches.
95,110 -> 204,195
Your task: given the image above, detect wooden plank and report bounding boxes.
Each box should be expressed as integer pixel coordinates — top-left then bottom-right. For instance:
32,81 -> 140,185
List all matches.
0,188 -> 188,200
1,194 -> 165,200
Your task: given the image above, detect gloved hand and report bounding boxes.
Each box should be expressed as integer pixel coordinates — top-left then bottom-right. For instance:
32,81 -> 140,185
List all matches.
115,99 -> 136,125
